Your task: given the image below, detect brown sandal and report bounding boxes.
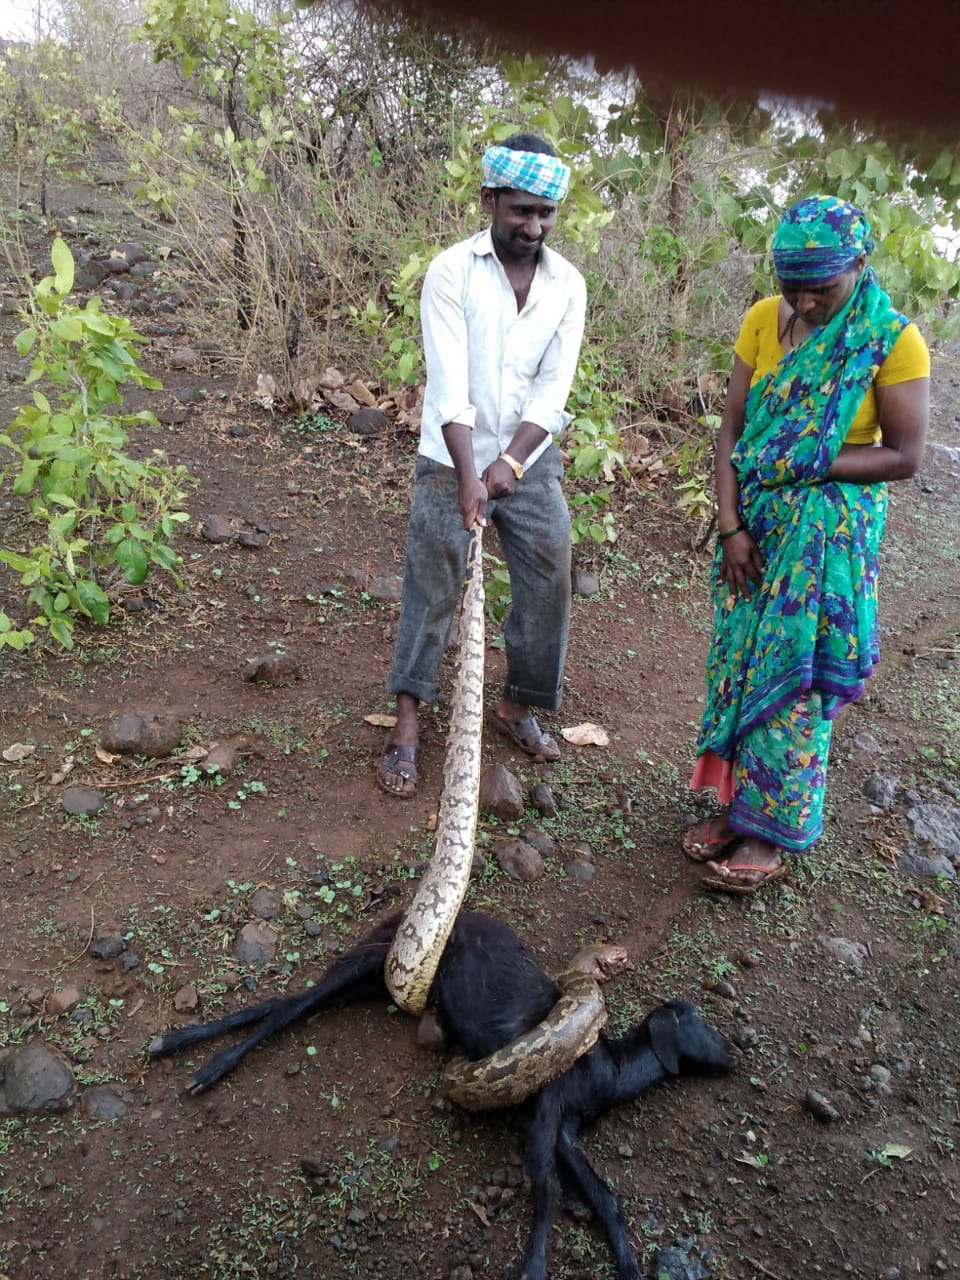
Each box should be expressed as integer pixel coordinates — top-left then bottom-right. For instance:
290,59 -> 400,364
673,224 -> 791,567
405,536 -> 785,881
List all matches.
377,742 -> 418,798
488,710 -> 561,762
701,853 -> 788,896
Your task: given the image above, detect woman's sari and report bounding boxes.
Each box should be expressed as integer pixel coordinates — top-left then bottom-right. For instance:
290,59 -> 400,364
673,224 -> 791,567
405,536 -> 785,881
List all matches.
695,269 -> 907,851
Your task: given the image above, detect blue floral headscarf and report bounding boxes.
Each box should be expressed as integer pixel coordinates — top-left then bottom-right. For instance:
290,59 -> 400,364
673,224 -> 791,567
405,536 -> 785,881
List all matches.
773,195 -> 875,284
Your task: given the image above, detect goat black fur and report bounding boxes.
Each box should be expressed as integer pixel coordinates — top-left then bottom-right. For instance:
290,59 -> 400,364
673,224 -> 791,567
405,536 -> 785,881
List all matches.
150,910 -> 731,1280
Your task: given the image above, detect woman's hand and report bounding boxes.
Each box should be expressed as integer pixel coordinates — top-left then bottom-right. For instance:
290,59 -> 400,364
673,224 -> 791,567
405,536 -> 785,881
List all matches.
720,529 -> 764,599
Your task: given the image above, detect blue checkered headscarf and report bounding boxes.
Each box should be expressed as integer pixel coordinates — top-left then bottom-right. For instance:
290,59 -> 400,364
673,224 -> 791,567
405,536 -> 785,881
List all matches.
481,145 -> 571,202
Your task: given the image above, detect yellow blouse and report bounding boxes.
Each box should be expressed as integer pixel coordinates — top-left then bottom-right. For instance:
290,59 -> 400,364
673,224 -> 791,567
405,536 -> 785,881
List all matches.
733,296 -> 930,445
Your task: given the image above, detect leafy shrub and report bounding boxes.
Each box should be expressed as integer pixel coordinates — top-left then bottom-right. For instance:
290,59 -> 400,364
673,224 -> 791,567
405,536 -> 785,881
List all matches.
0,239 -> 191,649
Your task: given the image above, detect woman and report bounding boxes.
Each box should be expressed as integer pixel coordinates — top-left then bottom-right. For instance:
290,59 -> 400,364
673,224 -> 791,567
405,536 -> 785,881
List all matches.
684,195 -> 930,893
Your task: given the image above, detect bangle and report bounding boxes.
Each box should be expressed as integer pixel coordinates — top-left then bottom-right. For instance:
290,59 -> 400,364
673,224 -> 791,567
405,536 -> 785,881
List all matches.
717,522 -> 747,541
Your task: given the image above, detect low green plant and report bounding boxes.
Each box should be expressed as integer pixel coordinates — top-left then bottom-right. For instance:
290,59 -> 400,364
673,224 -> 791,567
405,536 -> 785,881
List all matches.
0,238 -> 192,649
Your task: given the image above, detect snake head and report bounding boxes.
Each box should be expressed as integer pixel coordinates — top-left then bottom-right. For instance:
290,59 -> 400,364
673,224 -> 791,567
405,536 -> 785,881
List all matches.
566,943 -> 632,984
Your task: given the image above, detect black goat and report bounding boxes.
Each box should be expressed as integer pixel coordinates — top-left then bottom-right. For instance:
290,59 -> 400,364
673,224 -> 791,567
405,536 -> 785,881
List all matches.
150,910 -> 731,1280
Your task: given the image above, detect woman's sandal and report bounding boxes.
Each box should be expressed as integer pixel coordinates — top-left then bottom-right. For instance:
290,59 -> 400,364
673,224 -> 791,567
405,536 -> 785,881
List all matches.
376,742 -> 418,798
682,814 -> 737,863
488,710 -> 561,762
701,855 -> 788,896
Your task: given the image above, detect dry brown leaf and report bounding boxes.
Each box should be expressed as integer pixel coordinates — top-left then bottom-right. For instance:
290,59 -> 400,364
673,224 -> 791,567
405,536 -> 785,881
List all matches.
254,372 -> 277,409
182,744 -> 210,761
325,389 -> 361,413
319,365 -> 344,390
2,742 -> 35,763
94,744 -> 120,765
561,722 -> 610,747
363,713 -> 397,728
347,380 -> 378,408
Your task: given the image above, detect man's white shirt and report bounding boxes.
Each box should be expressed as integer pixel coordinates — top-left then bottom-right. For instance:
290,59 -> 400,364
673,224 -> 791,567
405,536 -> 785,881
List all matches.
418,228 -> 587,474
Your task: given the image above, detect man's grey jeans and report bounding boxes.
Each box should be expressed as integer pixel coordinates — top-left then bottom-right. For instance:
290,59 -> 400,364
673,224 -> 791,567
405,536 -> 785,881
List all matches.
387,446 -> 571,712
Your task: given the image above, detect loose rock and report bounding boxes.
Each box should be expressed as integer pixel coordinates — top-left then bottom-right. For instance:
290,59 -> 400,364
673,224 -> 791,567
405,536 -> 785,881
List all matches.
564,857 -> 596,884
250,887 -> 282,919
804,1087 -> 840,1123
571,568 -> 600,597
46,986 -> 83,1016
0,1041 -> 75,1114
366,576 -> 403,603
61,785 -> 105,817
89,932 -> 126,959
491,838 -> 545,882
347,407 -> 389,435
232,921 -> 278,966
897,848 -> 956,880
82,1085 -> 129,1120
244,653 -> 304,685
864,773 -> 899,808
479,764 -> 524,820
529,782 -> 556,817
201,514 -> 235,544
173,985 -> 199,1013
905,802 -> 960,859
100,710 -> 183,758
819,935 -> 869,973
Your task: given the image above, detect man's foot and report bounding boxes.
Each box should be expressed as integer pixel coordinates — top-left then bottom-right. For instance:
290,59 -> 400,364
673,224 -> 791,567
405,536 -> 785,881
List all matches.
682,811 -> 736,862
701,838 -> 788,895
377,742 -> 418,798
489,700 -> 560,762
377,693 -> 419,798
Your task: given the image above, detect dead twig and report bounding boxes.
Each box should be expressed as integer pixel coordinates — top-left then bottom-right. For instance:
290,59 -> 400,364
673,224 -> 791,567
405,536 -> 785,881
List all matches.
67,906 -> 95,964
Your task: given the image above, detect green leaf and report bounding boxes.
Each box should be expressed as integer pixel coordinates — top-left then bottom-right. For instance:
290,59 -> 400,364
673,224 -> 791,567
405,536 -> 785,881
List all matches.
14,327 -> 36,356
115,538 -> 150,585
49,617 -> 75,648
76,579 -> 110,624
51,237 -> 75,295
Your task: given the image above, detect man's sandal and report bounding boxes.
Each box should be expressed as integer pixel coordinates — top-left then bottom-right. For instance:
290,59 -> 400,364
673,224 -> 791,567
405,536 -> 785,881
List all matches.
377,742 -> 418,798
682,814 -> 737,863
488,710 -> 561,762
701,857 -> 789,896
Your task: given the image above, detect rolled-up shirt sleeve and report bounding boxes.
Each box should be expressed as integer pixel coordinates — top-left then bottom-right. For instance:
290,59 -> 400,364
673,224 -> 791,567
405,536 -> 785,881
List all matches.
421,255 -> 477,430
520,271 -> 587,435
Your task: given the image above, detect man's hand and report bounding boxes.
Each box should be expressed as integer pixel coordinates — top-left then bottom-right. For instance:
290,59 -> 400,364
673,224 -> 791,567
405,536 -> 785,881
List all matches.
720,530 -> 764,599
481,457 -> 517,500
457,474 -> 488,530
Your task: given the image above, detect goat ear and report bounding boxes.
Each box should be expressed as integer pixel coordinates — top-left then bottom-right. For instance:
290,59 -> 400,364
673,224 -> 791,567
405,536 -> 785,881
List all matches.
646,1007 -> 681,1075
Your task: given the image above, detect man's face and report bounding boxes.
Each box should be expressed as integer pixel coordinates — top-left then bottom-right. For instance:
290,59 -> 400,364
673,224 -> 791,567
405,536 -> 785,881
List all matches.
483,187 -> 558,263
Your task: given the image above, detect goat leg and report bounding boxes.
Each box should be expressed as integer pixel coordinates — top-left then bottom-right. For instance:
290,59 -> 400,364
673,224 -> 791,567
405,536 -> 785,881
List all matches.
150,917 -> 399,1092
557,1119 -> 642,1280
517,1083 -> 564,1280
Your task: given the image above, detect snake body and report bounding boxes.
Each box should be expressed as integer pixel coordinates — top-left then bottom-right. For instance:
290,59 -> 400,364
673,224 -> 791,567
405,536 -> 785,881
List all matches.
384,526 -> 606,1107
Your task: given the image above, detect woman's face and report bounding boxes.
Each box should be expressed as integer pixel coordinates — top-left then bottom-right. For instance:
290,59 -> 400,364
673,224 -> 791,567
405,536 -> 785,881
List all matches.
779,254 -> 866,327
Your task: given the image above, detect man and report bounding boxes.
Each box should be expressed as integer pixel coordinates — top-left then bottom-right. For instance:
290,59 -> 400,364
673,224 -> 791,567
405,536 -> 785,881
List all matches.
377,133 -> 587,797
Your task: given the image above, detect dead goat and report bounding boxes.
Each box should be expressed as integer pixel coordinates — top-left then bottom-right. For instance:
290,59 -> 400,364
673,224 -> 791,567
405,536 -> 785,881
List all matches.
150,910 -> 731,1280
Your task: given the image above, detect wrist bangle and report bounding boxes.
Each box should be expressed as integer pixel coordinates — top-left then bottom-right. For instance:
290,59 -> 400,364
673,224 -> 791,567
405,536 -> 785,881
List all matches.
717,522 -> 747,541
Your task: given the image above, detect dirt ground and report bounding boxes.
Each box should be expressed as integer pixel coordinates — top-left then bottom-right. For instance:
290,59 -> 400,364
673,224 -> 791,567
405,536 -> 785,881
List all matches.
1,179 -> 959,1280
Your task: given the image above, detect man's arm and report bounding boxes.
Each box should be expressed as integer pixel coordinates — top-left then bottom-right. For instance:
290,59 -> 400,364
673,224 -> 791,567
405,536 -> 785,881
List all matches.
484,272 -> 587,499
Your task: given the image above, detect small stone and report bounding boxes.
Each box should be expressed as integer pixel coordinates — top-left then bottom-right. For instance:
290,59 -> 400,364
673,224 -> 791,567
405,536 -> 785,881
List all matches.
100,710 -> 182,758
202,742 -> 239,777
479,764 -> 524,820
347,407 -> 388,435
529,782 -> 556,817
89,932 -> 125,959
417,1010 -> 446,1051
173,985 -> 199,1013
169,346 -> 199,369
61,785 -> 105,817
864,773 -> 899,808
237,530 -> 267,550
244,653 -> 303,685
869,1064 -> 892,1087
250,887 -> 282,920
82,1085 -> 128,1120
491,838 -> 545,882
804,1087 -> 840,1123
232,921 -> 278,966
366,576 -> 403,603
819,935 -> 869,973
46,986 -> 83,1016
734,1026 -> 758,1049
0,1041 -> 75,1114
519,827 -> 555,859
713,979 -> 737,1000
564,857 -> 595,884
850,732 -> 882,753
37,1168 -> 58,1189
897,848 -> 956,880
201,514 -> 235,544
571,568 -> 600,597
303,920 -> 322,938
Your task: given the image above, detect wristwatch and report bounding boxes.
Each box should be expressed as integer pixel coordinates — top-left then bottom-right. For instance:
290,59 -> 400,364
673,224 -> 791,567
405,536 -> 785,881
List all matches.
498,452 -> 524,481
